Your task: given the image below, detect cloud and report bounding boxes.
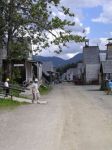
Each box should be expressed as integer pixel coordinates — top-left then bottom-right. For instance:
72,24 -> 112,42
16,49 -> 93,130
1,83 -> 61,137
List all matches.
92,2 -> 112,23
50,2 -> 86,32
38,41 -> 83,59
61,0 -> 112,24
91,1 -> 112,24
61,0 -> 101,8
89,37 -> 108,50
110,32 -> 112,36
36,0 -> 111,59
38,2 -> 88,59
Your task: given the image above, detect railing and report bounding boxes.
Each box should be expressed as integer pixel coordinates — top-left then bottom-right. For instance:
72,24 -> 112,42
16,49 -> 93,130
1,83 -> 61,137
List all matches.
0,82 -> 26,100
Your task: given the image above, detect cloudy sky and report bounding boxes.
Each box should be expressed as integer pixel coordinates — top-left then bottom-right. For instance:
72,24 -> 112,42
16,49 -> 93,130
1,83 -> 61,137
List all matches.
39,0 -> 112,59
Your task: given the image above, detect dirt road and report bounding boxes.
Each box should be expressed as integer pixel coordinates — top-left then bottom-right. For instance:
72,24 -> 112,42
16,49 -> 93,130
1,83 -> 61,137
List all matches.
0,83 -> 112,150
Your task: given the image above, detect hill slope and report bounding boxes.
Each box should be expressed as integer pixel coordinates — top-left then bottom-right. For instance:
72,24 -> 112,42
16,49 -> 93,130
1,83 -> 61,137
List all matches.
33,53 -> 83,68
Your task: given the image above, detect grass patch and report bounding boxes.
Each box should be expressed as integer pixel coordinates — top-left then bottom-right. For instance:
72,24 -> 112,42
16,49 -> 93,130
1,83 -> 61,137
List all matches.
39,85 -> 52,95
10,89 -> 20,97
0,98 -> 28,108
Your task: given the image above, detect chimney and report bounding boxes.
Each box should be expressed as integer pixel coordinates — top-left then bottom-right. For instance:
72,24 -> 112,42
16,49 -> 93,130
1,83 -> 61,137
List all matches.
85,39 -> 89,47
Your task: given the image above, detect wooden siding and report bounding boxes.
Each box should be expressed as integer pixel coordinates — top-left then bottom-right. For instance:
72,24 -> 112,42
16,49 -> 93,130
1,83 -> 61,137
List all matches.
99,52 -> 107,61
107,44 -> 112,50
102,60 -> 112,73
37,63 -> 42,80
107,49 -> 112,60
25,61 -> 33,82
66,68 -> 78,81
83,46 -> 100,64
107,43 -> 112,60
77,63 -> 84,77
85,64 -> 100,83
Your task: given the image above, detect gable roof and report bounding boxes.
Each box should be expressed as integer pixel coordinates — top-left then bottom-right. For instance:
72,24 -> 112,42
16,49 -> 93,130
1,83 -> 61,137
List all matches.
99,50 -> 107,53
102,60 -> 112,73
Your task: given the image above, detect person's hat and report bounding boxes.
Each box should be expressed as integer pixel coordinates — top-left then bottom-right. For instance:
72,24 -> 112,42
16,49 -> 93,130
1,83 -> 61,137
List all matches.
35,78 -> 38,82
6,78 -> 9,81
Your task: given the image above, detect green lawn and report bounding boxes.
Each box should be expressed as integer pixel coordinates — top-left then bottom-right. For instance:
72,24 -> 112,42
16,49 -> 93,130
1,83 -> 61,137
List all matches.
0,85 -> 52,108
0,98 -> 28,108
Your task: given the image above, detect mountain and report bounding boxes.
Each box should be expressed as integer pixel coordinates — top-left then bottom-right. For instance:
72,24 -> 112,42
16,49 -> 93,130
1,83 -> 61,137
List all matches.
66,53 -> 83,64
33,56 -> 65,68
33,53 -> 83,68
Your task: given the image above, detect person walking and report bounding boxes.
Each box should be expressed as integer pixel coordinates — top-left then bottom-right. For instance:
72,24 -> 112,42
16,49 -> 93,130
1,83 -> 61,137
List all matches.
4,78 -> 10,97
106,80 -> 112,95
32,78 -> 40,103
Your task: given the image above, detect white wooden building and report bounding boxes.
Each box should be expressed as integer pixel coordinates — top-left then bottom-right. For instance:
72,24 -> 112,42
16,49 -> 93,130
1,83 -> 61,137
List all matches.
66,68 -> 78,81
77,63 -> 84,79
61,73 -> 66,81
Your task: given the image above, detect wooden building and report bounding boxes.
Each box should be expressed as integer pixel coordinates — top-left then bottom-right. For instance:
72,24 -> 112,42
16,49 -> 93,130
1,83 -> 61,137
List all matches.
66,68 -> 78,81
100,38 -> 112,81
42,61 -> 55,84
0,41 -> 39,84
83,40 -> 100,84
106,38 -> 112,60
2,54 -> 34,84
77,63 -> 84,80
100,60 -> 112,80
99,50 -> 107,62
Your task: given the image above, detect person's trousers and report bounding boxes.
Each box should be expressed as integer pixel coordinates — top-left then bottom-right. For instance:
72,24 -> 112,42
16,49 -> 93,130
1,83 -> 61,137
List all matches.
5,88 -> 9,96
32,91 -> 40,102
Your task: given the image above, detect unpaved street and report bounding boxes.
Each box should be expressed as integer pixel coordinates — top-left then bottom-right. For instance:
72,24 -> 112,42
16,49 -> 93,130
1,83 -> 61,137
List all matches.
0,83 -> 112,150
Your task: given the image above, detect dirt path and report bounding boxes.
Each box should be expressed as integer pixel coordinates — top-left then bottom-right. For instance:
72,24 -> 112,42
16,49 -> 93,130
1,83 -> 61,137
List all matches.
0,83 -> 112,150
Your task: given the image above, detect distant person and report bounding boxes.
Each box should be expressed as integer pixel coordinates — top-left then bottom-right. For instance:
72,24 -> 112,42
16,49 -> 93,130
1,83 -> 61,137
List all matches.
4,78 -> 10,96
106,80 -> 112,95
32,78 -> 40,103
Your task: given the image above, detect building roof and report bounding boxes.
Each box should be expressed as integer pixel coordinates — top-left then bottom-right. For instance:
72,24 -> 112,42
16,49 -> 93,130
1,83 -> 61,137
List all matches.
99,50 -> 107,53
108,38 -> 112,40
83,46 -> 100,64
102,60 -> 112,73
28,60 -> 37,63
106,43 -> 112,46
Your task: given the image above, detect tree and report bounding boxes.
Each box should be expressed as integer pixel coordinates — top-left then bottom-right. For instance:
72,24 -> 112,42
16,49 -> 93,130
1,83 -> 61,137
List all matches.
57,63 -> 78,75
0,0 -> 85,78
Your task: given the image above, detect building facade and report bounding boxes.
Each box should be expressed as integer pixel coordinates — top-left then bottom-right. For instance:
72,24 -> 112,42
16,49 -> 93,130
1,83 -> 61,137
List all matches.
83,44 -> 100,84
100,38 -> 112,82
